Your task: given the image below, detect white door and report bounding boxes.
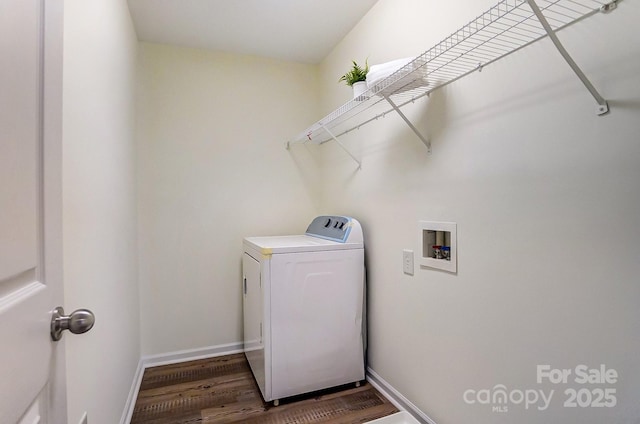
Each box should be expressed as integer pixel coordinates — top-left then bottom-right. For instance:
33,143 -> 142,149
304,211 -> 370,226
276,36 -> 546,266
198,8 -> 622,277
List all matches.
0,0 -> 67,423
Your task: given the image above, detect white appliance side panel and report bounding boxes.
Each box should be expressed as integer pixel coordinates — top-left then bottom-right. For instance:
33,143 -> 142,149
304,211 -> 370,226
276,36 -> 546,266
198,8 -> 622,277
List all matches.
270,249 -> 365,400
242,252 -> 267,399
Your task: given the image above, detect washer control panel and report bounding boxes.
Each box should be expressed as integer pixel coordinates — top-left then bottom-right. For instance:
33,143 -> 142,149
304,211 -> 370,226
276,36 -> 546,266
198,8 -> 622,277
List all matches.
305,215 -> 353,243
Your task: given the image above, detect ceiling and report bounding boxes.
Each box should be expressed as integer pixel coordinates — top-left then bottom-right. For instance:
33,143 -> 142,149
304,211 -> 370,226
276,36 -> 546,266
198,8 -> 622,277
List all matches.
127,0 -> 379,64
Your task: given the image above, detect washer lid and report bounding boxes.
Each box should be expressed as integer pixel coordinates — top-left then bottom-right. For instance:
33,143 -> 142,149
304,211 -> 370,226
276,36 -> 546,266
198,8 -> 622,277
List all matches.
243,234 -> 362,255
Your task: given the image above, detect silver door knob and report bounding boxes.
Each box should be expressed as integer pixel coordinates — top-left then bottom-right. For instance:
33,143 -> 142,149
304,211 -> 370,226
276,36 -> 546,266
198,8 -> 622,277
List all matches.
50,306 -> 95,341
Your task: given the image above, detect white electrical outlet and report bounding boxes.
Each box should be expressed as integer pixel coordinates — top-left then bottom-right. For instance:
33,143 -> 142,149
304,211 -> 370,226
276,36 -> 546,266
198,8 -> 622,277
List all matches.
403,249 -> 414,275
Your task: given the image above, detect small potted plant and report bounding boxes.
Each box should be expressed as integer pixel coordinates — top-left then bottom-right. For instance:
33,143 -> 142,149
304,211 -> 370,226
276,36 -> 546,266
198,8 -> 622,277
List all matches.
339,59 -> 369,100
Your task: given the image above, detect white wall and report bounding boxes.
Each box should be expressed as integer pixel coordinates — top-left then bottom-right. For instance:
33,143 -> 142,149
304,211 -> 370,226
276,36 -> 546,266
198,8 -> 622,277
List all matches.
315,1 -> 640,423
136,43 -> 321,355
62,1 -> 140,423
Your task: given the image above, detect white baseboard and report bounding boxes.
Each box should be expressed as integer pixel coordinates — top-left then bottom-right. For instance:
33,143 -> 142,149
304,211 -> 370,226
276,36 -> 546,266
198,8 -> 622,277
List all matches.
119,342 -> 244,424
366,367 -> 437,424
119,359 -> 145,424
140,342 -> 245,369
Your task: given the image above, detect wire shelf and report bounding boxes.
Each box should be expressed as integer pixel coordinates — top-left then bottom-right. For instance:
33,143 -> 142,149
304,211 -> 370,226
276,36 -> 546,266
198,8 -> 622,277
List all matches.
288,0 -> 605,146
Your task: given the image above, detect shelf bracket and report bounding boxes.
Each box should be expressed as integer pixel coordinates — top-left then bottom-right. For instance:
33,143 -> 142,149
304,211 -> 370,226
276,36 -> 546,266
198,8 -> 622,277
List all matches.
321,124 -> 362,170
600,0 -> 620,14
527,0 -> 609,115
384,95 -> 431,153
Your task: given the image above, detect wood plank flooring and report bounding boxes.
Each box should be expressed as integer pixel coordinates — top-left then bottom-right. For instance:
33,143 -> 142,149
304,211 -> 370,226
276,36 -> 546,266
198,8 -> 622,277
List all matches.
131,353 -> 398,424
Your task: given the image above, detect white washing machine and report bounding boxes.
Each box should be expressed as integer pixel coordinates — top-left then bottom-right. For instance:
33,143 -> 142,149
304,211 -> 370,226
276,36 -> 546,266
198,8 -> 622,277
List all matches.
242,215 -> 365,405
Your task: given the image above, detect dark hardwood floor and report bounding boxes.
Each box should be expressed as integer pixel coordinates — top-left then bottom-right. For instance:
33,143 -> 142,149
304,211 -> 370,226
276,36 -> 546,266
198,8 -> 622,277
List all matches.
130,353 -> 398,424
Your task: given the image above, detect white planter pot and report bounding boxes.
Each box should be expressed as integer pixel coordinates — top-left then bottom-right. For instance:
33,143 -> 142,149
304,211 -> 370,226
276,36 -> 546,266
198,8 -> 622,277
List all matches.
352,81 -> 368,100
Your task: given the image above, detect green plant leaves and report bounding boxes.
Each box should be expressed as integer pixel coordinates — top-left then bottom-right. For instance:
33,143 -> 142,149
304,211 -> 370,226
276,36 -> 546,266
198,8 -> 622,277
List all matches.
338,59 -> 369,86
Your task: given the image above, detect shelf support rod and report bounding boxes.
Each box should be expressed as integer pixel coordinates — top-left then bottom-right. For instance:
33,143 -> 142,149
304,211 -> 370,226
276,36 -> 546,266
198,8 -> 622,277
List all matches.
321,124 -> 362,170
384,95 -> 431,153
526,0 -> 609,115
